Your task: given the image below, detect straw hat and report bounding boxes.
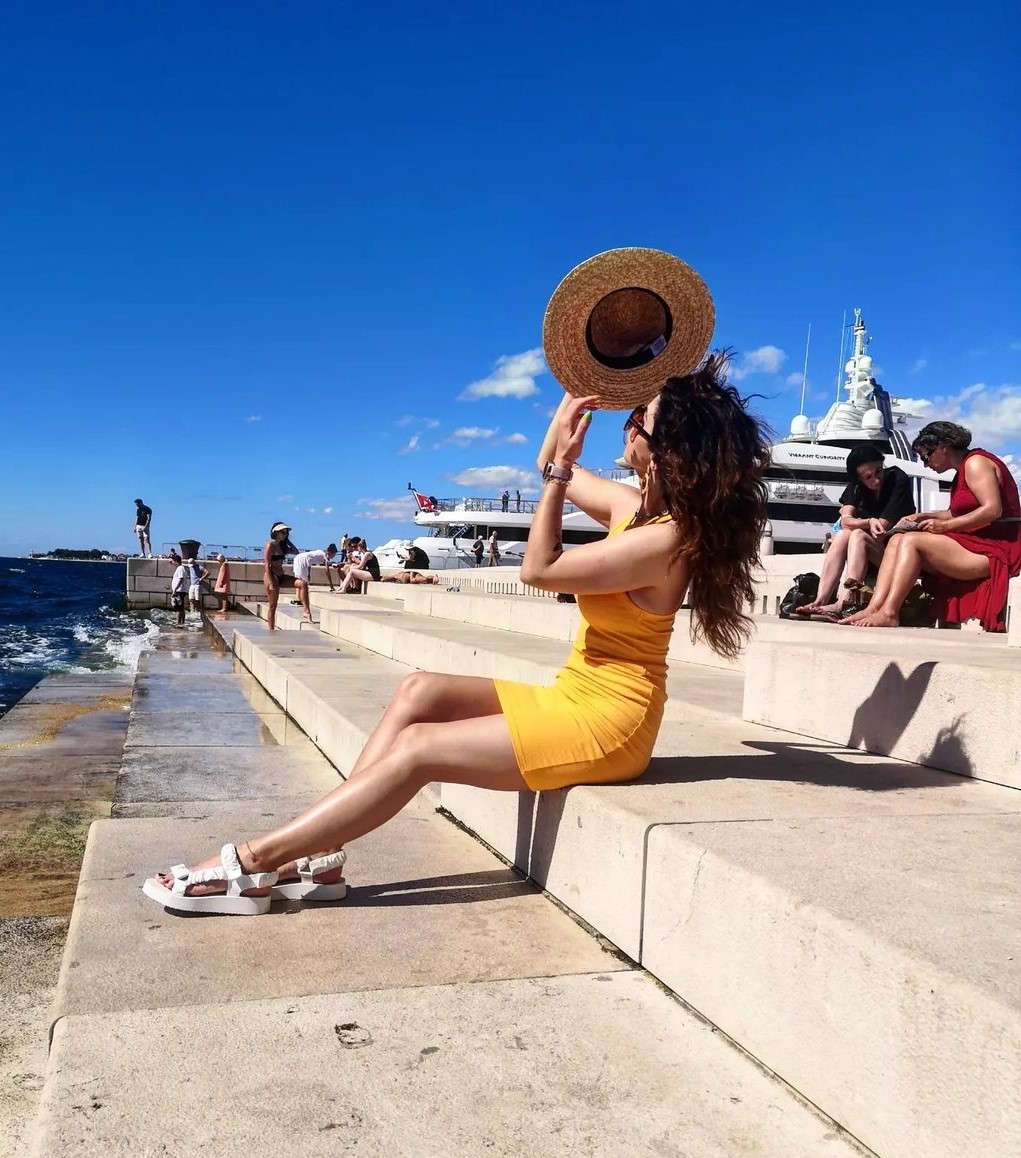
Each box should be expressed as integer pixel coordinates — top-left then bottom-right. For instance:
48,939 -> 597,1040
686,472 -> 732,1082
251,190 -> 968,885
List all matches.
542,248 -> 715,410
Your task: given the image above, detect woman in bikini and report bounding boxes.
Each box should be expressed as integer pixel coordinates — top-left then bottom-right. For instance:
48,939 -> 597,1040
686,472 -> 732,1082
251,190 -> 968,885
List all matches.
262,521 -> 298,631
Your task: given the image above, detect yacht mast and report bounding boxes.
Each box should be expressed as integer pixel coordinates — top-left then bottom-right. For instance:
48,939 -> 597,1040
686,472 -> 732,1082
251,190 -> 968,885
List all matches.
799,323 -> 811,416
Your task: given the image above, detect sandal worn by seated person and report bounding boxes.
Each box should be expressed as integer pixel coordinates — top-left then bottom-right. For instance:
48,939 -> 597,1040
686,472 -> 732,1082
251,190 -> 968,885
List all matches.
272,850 -> 347,902
142,843 -> 279,916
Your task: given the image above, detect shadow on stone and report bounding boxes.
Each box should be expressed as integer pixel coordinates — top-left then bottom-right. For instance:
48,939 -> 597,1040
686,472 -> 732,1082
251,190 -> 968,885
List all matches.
639,740 -> 965,791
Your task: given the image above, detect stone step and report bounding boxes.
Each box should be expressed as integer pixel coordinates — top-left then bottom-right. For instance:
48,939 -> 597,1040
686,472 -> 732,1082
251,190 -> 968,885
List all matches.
223,612 -> 1021,1158
743,630 -> 1021,789
34,630 -> 862,1156
313,597 -> 746,722
313,585 -> 741,670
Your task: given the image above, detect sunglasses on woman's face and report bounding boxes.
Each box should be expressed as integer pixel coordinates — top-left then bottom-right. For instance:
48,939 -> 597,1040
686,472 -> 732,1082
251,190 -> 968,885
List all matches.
915,446 -> 936,465
623,405 -> 653,445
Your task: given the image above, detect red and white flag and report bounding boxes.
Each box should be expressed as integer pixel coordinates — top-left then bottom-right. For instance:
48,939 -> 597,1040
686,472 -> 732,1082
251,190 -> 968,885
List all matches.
408,486 -> 437,513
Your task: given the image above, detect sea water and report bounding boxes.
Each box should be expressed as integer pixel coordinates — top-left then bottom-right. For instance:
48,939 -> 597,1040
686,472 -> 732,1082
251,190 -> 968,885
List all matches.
0,557 -> 157,718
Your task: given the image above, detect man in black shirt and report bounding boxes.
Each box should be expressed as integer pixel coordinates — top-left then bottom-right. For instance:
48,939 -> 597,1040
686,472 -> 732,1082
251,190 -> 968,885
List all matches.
796,444 -> 916,618
134,498 -> 153,558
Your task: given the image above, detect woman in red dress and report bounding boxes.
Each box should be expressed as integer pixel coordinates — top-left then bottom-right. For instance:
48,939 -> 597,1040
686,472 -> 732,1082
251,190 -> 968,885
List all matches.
842,421 -> 1021,631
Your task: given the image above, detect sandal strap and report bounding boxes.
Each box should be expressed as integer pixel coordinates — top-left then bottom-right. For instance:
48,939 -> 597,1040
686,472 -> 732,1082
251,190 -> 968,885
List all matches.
219,843 -> 277,893
169,861 -> 228,895
294,849 -> 347,882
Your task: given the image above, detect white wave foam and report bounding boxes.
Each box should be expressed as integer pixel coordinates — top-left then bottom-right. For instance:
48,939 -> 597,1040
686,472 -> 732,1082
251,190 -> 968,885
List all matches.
103,619 -> 159,671
73,622 -> 94,643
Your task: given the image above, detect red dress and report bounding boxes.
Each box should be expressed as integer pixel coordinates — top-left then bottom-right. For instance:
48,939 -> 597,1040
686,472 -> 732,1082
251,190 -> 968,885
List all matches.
934,449 -> 1021,632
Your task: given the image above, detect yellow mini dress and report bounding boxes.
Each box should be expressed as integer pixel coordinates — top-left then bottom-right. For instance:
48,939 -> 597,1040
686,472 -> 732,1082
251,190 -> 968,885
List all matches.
494,517 -> 676,791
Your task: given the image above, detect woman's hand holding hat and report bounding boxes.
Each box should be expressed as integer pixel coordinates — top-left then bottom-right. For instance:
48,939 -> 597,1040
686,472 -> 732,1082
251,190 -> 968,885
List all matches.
553,395 -> 598,467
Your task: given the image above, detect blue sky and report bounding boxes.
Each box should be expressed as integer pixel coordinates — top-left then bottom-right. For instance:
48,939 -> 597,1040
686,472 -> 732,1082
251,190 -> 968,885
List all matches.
1,0 -> 1017,556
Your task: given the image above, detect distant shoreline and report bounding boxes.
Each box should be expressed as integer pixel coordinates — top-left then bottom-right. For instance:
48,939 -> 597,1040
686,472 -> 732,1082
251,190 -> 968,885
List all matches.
19,557 -> 127,564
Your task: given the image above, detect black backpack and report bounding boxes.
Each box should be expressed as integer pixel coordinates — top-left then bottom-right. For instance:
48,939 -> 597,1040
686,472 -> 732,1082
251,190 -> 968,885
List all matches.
778,572 -> 820,618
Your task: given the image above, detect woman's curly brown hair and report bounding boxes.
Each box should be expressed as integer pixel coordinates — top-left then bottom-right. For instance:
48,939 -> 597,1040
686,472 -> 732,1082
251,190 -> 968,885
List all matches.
649,351 -> 771,658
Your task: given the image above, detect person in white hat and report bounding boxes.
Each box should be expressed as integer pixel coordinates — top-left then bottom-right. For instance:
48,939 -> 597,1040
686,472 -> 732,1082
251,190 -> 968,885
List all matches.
142,249 -> 772,916
263,522 -> 298,631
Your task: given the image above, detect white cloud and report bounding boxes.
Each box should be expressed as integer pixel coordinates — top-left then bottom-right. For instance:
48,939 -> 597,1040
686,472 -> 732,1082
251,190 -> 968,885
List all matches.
907,358 -> 928,375
277,494 -> 294,503
306,507 -> 317,514
785,372 -> 805,389
323,506 -> 334,515
504,432 -> 528,445
439,423 -> 495,444
397,435 -> 420,456
246,415 -> 262,423
731,345 -> 787,381
999,453 -> 1021,483
459,348 -> 545,400
907,382 -> 1021,446
451,465 -> 537,489
891,398 -> 935,416
356,495 -> 419,521
395,415 -> 439,429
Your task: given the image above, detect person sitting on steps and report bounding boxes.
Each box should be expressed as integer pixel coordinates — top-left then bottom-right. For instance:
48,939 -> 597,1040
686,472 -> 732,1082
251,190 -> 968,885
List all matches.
142,360 -> 769,914
841,421 -> 1021,630
795,443 -> 915,619
139,249 -> 768,918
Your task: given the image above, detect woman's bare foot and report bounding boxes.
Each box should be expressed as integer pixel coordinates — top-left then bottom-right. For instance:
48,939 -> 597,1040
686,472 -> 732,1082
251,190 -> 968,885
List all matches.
837,607 -> 870,625
795,599 -> 845,617
847,610 -> 899,628
154,845 -> 344,897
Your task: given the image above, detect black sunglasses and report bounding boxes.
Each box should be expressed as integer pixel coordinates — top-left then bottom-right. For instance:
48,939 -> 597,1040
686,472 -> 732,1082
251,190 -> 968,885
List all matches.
915,445 -> 936,465
623,405 -> 653,445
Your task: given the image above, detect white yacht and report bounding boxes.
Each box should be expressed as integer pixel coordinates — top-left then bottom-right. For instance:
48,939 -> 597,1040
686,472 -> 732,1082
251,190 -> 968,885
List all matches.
765,309 -> 951,552
374,476 -> 633,571
376,310 -> 947,567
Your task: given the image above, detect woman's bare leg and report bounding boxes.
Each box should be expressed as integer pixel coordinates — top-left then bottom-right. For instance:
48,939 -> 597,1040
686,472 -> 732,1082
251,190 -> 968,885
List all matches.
798,530 -> 850,613
295,579 -> 312,621
844,536 -> 989,627
349,672 -> 502,777
265,580 -> 280,630
339,567 -> 371,594
841,535 -> 906,623
844,529 -> 872,585
156,712 -> 527,896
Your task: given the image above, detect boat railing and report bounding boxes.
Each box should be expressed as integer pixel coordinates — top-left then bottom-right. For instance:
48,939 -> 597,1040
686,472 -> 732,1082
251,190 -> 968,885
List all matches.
159,542 -> 264,561
432,497 -> 563,516
429,469 -> 635,518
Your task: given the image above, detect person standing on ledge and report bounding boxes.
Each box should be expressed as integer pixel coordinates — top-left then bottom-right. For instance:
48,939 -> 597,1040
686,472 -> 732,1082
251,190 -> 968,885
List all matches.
133,498 -> 153,558
170,554 -> 189,627
263,521 -> 299,631
292,544 -> 338,622
140,247 -> 770,917
487,529 -> 501,566
186,557 -> 210,613
213,554 -> 232,614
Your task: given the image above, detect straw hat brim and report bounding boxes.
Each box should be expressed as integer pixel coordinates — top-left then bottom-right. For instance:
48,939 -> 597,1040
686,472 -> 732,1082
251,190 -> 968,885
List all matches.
542,248 -> 715,411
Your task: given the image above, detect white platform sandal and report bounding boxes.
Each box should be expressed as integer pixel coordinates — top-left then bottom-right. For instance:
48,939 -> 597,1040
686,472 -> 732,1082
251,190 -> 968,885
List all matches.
142,843 -> 279,916
272,849 -> 347,902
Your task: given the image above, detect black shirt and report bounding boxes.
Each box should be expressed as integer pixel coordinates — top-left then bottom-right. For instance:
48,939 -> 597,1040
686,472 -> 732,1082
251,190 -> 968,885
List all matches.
838,464 -> 915,524
135,504 -> 152,527
404,546 -> 430,570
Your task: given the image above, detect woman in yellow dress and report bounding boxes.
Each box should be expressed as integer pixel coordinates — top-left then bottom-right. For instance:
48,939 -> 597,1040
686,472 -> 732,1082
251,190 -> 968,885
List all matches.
143,249 -> 770,915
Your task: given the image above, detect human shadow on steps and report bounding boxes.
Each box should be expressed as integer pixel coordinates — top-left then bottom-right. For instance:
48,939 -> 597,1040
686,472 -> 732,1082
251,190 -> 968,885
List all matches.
345,867 -> 534,909
639,739 -> 969,792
